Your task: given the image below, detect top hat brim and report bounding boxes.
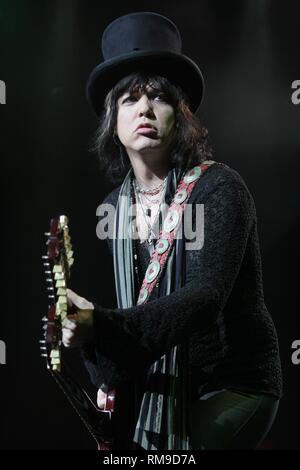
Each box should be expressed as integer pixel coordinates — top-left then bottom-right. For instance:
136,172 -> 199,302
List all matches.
86,50 -> 204,117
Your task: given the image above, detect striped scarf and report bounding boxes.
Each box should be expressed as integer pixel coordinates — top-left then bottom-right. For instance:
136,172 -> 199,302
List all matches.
112,166 -> 191,450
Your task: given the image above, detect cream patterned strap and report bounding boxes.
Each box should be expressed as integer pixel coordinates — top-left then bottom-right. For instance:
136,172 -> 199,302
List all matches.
137,160 -> 216,305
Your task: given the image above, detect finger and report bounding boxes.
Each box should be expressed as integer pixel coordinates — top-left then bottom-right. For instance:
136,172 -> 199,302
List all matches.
62,337 -> 70,348
63,318 -> 77,330
97,389 -> 107,409
67,288 -> 86,309
66,288 -> 77,307
62,328 -> 74,348
67,288 -> 84,307
97,400 -> 106,410
62,328 -> 74,341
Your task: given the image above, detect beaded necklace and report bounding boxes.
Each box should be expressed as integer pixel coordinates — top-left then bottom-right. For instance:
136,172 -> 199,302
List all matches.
130,178 -> 142,292
134,180 -> 166,247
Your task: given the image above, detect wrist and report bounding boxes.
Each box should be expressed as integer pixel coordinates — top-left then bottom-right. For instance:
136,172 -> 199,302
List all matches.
77,308 -> 94,328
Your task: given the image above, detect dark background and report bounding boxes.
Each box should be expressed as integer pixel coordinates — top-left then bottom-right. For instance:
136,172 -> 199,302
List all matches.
0,0 -> 299,449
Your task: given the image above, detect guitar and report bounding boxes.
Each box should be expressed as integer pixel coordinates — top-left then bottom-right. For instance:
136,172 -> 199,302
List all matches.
40,215 -> 116,450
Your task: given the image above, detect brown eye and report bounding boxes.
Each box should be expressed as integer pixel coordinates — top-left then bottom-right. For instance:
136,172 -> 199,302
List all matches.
123,95 -> 137,103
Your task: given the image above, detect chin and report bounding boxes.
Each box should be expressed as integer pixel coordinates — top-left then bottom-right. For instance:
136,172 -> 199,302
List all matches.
136,140 -> 162,150
137,146 -> 163,155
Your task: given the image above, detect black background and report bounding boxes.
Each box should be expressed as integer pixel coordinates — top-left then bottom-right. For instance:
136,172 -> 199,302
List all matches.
0,0 -> 299,449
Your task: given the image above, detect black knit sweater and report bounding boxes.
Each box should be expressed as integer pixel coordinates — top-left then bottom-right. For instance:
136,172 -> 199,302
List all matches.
83,162 -> 282,399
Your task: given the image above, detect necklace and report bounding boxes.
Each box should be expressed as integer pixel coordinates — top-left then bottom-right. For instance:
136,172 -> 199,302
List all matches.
137,193 -> 162,217
139,190 -> 162,204
134,179 -> 166,246
134,179 -> 165,218
135,175 -> 168,195
130,182 -> 141,291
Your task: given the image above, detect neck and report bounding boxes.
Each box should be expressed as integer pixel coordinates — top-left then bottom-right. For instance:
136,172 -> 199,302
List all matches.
128,151 -> 171,189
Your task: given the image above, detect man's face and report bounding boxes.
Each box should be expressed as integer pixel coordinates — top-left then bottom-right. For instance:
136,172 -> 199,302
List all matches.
116,86 -> 175,156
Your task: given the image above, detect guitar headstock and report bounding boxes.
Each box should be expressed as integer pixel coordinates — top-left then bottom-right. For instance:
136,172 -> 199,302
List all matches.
40,215 -> 74,372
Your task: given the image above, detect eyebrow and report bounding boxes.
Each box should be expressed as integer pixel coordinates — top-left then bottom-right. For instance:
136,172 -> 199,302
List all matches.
120,88 -> 164,99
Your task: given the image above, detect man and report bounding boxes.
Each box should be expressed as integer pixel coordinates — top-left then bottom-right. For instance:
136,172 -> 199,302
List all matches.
62,12 -> 282,450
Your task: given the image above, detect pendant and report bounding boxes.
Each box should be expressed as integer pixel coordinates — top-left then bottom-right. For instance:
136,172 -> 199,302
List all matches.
147,237 -> 153,245
146,208 -> 151,217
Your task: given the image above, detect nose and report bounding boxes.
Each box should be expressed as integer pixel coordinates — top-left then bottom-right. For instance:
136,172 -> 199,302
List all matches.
137,95 -> 154,117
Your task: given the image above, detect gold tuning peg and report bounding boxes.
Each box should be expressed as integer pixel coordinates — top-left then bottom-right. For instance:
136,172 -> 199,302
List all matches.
53,265 -> 63,273
57,295 -> 67,305
59,215 -> 68,225
55,280 -> 66,288
57,287 -> 67,296
54,272 -> 64,280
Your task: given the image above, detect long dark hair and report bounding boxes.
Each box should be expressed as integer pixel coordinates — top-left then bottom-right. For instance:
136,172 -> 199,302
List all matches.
90,72 -> 213,185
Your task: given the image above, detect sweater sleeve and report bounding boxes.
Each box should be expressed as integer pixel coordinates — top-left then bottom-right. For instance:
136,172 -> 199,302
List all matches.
80,342 -> 135,390
92,177 -> 255,374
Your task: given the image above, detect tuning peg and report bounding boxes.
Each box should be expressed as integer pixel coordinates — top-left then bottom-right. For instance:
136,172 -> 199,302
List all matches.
40,347 -> 47,351
48,295 -> 55,299
47,287 -> 54,291
50,349 -> 60,358
41,316 -> 48,322
53,265 -> 63,273
44,232 -> 51,237
44,270 -> 52,275
42,255 -> 49,260
39,339 -> 46,344
41,353 -> 48,357
51,359 -> 60,366
59,215 -> 68,224
54,272 -> 64,280
56,280 -> 66,289
43,262 -> 50,268
46,279 -> 53,284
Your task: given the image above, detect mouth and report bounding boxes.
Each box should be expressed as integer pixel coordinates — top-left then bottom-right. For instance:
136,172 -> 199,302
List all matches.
135,124 -> 158,137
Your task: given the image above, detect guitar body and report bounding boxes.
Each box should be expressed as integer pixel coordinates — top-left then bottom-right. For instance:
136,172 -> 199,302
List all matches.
41,215 -> 116,450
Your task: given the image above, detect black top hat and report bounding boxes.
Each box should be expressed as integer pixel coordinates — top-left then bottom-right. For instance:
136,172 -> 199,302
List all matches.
86,12 -> 204,116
